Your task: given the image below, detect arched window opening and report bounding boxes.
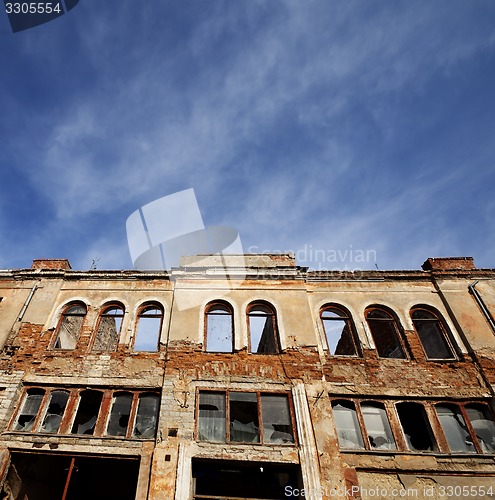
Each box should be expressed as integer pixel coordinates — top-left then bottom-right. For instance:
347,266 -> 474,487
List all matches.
365,307 -> 406,359
205,303 -> 234,353
411,307 -> 456,360
248,303 -> 280,354
54,303 -> 86,349
93,305 -> 124,351
134,304 -> 163,352
321,306 -> 360,356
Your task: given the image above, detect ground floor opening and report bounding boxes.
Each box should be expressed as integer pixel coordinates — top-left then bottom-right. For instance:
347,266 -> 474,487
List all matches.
192,458 -> 303,499
1,451 -> 140,500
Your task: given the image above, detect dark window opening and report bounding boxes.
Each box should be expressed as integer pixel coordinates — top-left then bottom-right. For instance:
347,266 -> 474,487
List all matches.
71,390 -> 103,435
205,302 -> 234,353
321,306 -> 359,356
193,459 -> 303,500
14,389 -> 45,432
248,303 -> 280,354
54,304 -> 86,350
230,392 -> 260,443
2,452 -> 139,500
134,304 -> 163,352
107,392 -> 133,437
366,308 -> 406,359
396,402 -> 436,452
411,308 -> 456,359
93,305 -> 124,352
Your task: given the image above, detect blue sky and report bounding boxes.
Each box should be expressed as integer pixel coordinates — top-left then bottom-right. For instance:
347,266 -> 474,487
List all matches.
1,0 -> 494,271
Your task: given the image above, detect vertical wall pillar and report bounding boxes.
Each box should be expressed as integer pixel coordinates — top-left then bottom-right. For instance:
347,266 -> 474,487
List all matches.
292,380 -> 322,500
174,442 -> 192,500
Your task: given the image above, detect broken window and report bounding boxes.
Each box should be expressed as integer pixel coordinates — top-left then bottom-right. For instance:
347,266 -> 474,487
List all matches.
411,307 -> 456,359
247,302 -> 280,354
132,392 -> 160,439
93,305 -> 124,351
361,402 -> 396,450
53,303 -> 86,349
197,390 -> 295,445
436,404 -> 476,453
14,388 -> 45,431
40,390 -> 69,433
365,307 -> 406,359
71,390 -> 103,435
107,392 -> 133,437
331,400 -> 365,449
134,304 -> 163,352
396,402 -> 436,452
321,305 -> 360,356
205,302 -> 234,353
465,404 -> 495,453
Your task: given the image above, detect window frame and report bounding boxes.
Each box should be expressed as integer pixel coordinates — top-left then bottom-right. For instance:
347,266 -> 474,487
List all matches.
204,301 -> 235,353
246,301 -> 281,355
133,302 -> 164,352
10,386 -> 160,440
91,303 -> 125,352
410,306 -> 457,361
195,389 -> 297,446
365,306 -> 408,359
52,302 -> 87,350
320,304 -> 361,357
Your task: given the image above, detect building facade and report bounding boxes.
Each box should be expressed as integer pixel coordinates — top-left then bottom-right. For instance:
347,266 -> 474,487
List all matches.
0,254 -> 494,499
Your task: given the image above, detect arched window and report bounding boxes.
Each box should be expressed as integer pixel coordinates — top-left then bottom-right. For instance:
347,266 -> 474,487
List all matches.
53,303 -> 86,349
320,305 -> 360,356
93,304 -> 124,351
205,302 -> 234,353
411,307 -> 456,360
134,304 -> 163,352
247,302 -> 280,354
365,307 -> 407,359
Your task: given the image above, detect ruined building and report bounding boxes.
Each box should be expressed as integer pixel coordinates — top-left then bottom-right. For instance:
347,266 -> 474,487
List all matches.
0,254 -> 494,499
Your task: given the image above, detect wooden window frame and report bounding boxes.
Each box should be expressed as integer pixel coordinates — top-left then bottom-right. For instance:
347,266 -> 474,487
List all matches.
52,302 -> 87,350
246,301 -> 281,354
133,303 -> 164,352
204,301 -> 234,353
320,304 -> 361,357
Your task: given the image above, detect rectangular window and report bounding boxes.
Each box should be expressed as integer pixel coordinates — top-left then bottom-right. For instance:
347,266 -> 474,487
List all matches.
11,387 -> 160,440
197,390 -> 295,445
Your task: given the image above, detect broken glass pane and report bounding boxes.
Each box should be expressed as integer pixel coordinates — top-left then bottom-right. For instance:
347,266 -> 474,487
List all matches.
206,304 -> 233,353
54,305 -> 86,349
466,404 -> 495,453
14,389 -> 45,431
71,390 -> 103,435
396,402 -> 436,452
366,309 -> 406,359
436,404 -> 475,453
40,390 -> 69,433
230,392 -> 260,443
133,393 -> 159,439
93,306 -> 123,351
412,309 -> 455,359
332,401 -> 364,449
107,392 -> 133,437
198,391 -> 226,442
261,394 -> 294,444
321,308 -> 357,356
361,403 -> 396,450
134,306 -> 162,352
248,305 -> 279,354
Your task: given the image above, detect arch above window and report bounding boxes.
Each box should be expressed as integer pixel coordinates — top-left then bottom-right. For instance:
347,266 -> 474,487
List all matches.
93,304 -> 124,352
411,306 -> 456,360
247,302 -> 280,354
320,305 -> 360,356
53,302 -> 87,350
134,303 -> 163,352
365,306 -> 407,359
205,302 -> 234,353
